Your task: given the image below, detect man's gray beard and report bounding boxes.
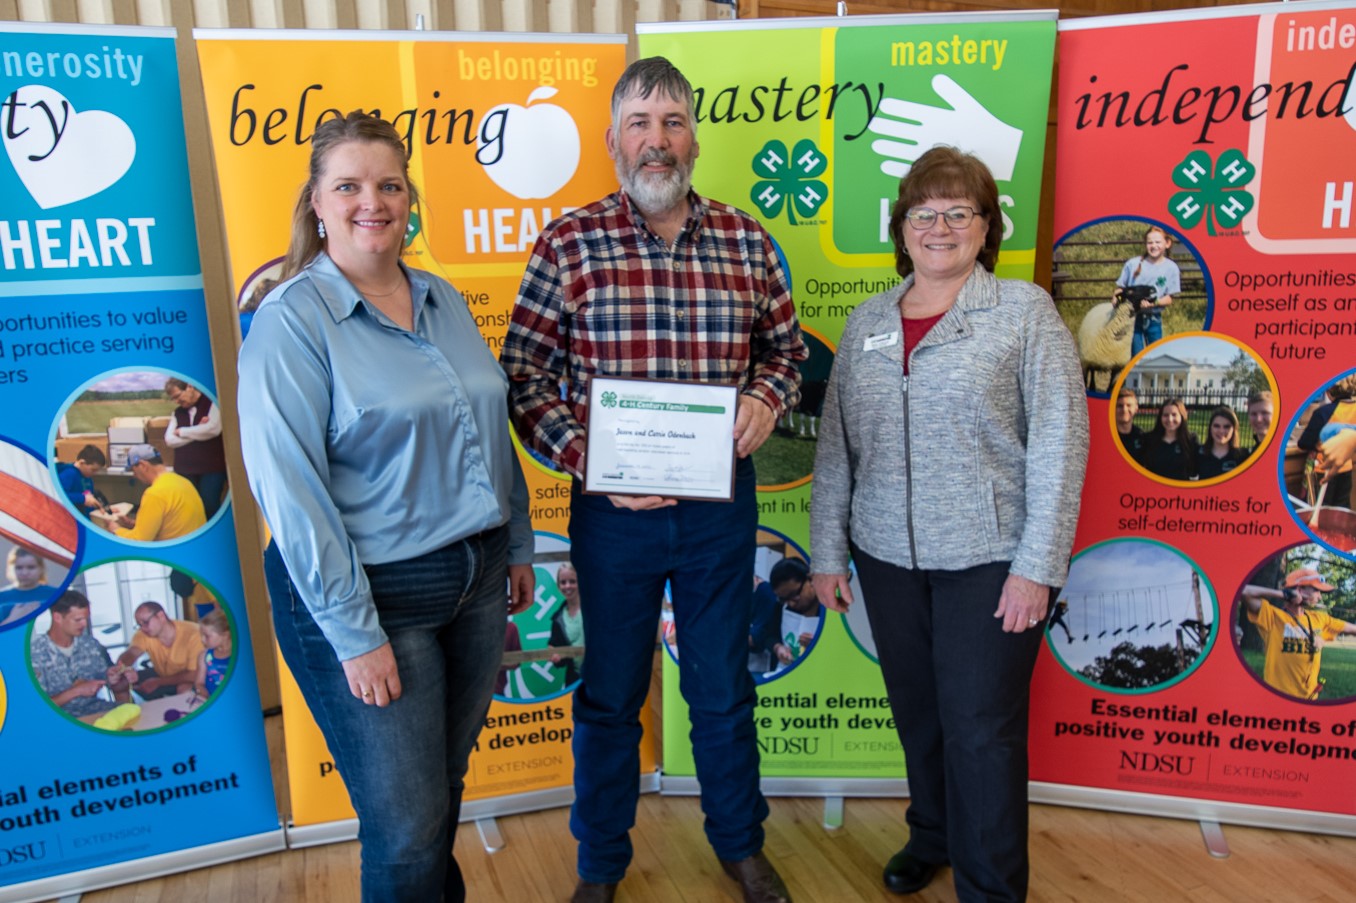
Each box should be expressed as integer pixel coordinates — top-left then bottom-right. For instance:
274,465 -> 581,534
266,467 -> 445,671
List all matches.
618,162 -> 692,216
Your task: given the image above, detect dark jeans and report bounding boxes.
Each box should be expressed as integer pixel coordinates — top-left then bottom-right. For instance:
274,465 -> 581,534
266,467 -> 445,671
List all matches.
853,547 -> 1048,903
1131,313 -> 1162,356
567,457 -> 767,882
265,527 -> 508,903
186,470 -> 228,520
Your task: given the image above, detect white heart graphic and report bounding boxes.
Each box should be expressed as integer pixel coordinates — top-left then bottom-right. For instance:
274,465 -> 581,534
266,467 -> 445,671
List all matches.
3,84 -> 136,210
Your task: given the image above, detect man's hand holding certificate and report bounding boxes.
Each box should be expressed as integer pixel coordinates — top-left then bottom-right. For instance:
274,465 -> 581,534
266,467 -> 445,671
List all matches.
584,377 -> 738,502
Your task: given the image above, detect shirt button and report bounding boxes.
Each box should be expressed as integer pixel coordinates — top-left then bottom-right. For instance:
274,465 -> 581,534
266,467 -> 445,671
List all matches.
672,260 -> 681,271
679,360 -> 688,368
676,310 -> 685,319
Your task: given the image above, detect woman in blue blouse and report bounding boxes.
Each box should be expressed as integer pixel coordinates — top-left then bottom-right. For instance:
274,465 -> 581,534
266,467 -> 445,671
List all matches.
238,112 -> 534,903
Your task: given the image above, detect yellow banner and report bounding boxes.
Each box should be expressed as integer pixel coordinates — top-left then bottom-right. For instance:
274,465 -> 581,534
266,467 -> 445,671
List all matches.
196,31 -> 643,827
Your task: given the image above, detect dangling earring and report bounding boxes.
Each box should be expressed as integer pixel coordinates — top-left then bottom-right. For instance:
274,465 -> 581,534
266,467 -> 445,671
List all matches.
317,220 -> 327,239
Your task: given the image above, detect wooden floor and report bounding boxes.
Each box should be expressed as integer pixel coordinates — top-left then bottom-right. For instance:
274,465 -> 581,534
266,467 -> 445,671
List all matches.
65,720 -> 1356,902
63,683 -> 1356,903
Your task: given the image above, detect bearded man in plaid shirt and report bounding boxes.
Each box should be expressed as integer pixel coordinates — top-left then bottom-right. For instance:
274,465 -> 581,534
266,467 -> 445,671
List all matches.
501,56 -> 806,903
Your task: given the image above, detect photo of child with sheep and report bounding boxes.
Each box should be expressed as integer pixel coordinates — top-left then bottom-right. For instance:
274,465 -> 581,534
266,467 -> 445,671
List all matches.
1110,336 -> 1272,485
1054,219 -> 1208,394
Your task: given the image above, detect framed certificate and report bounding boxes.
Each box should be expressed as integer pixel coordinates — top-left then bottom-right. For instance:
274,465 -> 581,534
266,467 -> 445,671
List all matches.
583,376 -> 738,501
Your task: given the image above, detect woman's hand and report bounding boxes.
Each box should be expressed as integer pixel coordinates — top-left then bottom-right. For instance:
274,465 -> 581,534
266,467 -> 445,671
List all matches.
508,563 -> 535,615
342,643 -> 402,706
994,573 -> 1051,634
813,573 -> 854,613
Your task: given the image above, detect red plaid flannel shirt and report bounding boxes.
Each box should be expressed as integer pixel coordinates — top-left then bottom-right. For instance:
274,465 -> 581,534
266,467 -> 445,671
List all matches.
501,191 -> 807,479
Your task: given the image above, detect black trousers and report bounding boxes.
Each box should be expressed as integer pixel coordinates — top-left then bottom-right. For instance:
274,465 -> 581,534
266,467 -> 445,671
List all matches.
854,546 -> 1050,903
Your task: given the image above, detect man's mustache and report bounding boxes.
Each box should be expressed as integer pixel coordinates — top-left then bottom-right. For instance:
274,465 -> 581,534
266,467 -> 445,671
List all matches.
634,149 -> 678,169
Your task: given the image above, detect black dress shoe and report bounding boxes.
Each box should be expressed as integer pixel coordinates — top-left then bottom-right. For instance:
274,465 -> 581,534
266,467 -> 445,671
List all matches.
720,851 -> 792,903
569,879 -> 618,902
883,849 -> 942,895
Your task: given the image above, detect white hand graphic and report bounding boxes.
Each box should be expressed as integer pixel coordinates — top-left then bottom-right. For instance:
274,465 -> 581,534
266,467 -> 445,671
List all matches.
867,74 -> 1022,181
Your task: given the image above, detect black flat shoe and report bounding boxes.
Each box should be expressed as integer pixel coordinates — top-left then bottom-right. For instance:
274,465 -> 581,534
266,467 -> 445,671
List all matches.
883,849 -> 942,895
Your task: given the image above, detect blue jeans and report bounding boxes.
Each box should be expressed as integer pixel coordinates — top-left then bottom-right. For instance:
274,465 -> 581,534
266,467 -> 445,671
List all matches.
186,470 -> 228,520
853,548 -> 1048,903
1131,313 -> 1162,356
567,457 -> 768,882
265,527 -> 508,903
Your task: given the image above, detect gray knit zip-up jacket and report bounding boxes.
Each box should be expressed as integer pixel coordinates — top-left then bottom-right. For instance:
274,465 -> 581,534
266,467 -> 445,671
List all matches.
810,267 -> 1088,588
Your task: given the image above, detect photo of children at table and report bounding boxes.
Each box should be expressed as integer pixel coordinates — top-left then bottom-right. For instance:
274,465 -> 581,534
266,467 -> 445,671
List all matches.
30,559 -> 225,730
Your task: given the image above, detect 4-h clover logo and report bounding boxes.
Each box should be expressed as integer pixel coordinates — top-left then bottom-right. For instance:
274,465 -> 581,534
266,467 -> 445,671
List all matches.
750,139 -> 828,225
600,390 -> 618,408
1168,149 -> 1256,236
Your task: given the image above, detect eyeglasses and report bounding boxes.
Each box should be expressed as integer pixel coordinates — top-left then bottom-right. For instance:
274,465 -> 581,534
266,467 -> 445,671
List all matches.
904,206 -> 978,230
775,581 -> 807,603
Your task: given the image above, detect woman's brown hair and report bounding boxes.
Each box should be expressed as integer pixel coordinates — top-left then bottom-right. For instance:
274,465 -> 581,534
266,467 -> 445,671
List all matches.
888,145 -> 1002,279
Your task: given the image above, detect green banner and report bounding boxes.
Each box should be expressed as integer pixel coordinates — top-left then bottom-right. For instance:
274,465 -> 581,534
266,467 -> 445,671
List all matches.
639,12 -> 1056,781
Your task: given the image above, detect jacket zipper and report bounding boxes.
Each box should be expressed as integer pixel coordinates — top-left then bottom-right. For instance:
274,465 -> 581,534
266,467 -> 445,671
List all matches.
902,366 -> 918,569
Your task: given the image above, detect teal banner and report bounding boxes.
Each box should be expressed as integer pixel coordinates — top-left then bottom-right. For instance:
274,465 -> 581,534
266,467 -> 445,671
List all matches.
0,23 -> 280,899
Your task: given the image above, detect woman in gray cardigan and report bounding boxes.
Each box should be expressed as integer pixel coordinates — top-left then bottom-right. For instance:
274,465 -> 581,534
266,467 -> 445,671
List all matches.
809,147 -> 1088,903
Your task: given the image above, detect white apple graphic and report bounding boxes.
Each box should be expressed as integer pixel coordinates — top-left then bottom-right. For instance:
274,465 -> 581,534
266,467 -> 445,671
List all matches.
4,84 -> 136,209
479,87 -> 581,200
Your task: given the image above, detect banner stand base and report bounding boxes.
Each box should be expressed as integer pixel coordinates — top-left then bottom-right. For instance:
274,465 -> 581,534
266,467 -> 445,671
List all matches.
285,818 -> 359,850
475,817 -> 504,853
1030,782 -> 1356,841
1199,819 -> 1229,859
661,776 -> 909,798
0,829 -> 286,903
822,796 -> 844,830
285,772 -> 662,852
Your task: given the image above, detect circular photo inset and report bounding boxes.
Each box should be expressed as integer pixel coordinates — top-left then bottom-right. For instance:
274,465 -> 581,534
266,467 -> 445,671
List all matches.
0,434 -> 81,632
1233,543 -> 1356,703
755,326 -> 835,491
1054,217 -> 1211,396
1112,333 -> 1276,485
52,369 -> 230,545
746,529 -> 823,683
497,532 -> 582,702
661,528 -> 825,685
237,256 -> 283,343
1282,368 -> 1356,558
1047,539 -> 1216,693
27,558 -> 233,731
